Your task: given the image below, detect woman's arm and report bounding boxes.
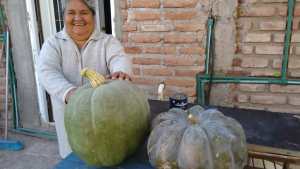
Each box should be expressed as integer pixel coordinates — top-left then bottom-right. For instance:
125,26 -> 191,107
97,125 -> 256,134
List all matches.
37,40 -> 76,103
105,36 -> 133,79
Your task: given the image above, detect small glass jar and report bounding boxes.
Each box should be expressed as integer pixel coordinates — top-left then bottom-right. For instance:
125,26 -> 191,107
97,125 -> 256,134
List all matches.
169,93 -> 188,110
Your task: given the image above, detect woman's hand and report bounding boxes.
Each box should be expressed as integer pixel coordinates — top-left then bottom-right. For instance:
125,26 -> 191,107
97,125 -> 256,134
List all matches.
65,87 -> 77,104
107,71 -> 131,81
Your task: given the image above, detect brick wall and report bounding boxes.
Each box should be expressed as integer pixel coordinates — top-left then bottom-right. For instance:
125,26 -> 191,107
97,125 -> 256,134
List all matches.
120,0 -> 300,113
120,0 -> 206,101
234,0 -> 300,113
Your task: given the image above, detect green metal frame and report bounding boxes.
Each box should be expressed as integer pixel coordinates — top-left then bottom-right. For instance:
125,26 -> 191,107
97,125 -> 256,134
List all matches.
0,5 -> 56,140
3,32 -> 56,140
196,0 -> 300,105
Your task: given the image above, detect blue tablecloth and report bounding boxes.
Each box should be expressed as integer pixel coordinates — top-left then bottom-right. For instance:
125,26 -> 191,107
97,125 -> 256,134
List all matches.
54,152 -> 153,169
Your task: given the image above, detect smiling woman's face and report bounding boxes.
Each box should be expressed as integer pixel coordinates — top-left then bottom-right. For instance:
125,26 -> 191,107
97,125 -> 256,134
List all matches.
64,0 -> 95,43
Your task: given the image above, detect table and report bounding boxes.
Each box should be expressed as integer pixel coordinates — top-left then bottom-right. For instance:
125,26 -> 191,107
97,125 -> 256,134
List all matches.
55,100 -> 300,169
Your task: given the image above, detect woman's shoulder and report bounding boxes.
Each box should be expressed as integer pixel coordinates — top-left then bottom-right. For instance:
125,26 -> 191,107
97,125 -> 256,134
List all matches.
42,30 -> 68,48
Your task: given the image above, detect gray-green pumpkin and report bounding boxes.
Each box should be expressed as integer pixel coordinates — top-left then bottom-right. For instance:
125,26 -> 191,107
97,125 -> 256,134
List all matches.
65,69 -> 150,167
147,105 -> 248,169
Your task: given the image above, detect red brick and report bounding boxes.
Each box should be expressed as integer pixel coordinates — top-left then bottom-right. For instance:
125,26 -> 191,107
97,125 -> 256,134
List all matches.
132,77 -> 160,85
250,70 -> 279,77
120,0 -> 127,9
232,58 -> 242,67
277,5 -> 287,16
292,33 -> 300,42
179,47 -> 205,55
260,0 -> 290,3
225,70 -> 251,76
236,94 -> 249,103
0,68 -> 5,77
122,24 -> 137,32
0,78 -> 6,86
259,20 -> 286,30
241,57 -> 269,68
130,34 -> 161,43
197,31 -> 205,42
239,84 -> 266,92
143,68 -> 173,76
121,10 -> 128,22
237,19 -> 253,30
272,59 -> 281,68
0,88 -> 5,95
121,32 -> 129,42
250,94 -> 287,105
164,33 -> 197,43
239,45 -> 254,54
239,6 -> 276,17
273,33 -> 284,42
130,0 -> 160,8
289,96 -> 300,106
124,47 -> 142,54
293,19 -> 300,30
288,59 -> 300,69
175,69 -> 200,77
295,5 -> 300,16
141,24 -> 173,32
267,106 -> 300,114
143,47 -> 161,54
296,47 -> 300,55
239,0 -> 259,4
164,11 -> 197,20
164,86 -> 196,98
175,22 -> 205,32
244,33 -> 271,42
256,45 -> 283,55
270,85 -> 300,93
163,0 -> 198,8
164,56 -> 196,66
130,11 -> 161,21
133,57 -> 161,65
162,47 -> 177,54
133,67 -> 141,76
290,71 -> 300,78
165,78 -> 195,87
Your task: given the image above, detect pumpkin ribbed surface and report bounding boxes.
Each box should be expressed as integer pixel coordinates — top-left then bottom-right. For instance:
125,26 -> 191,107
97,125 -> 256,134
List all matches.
147,105 -> 248,169
65,80 -> 150,167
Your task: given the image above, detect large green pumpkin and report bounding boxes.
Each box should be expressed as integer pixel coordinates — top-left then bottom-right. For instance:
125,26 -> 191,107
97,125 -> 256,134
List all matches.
147,105 -> 248,169
65,69 -> 150,167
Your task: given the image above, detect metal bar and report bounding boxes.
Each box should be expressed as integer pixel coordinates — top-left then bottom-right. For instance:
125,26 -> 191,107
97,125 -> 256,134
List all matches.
262,159 -> 266,169
196,77 -> 206,105
281,0 -> 295,81
196,74 -> 300,104
10,128 -> 56,140
205,11 -> 215,75
283,162 -> 290,169
197,0 -> 298,105
0,5 -> 5,30
4,31 -> 9,139
197,74 -> 300,84
8,48 -> 19,128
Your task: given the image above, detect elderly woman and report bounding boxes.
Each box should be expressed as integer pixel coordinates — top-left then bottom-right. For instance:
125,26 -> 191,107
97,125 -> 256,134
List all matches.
37,0 -> 132,158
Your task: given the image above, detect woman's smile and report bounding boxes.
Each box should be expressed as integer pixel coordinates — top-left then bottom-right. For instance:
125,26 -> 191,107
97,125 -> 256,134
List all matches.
64,0 -> 95,44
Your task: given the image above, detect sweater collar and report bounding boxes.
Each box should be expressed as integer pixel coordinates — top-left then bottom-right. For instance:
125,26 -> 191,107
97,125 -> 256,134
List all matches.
55,27 -> 105,41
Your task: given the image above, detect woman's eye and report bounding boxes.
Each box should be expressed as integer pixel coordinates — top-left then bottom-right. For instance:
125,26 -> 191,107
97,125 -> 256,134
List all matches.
67,11 -> 75,15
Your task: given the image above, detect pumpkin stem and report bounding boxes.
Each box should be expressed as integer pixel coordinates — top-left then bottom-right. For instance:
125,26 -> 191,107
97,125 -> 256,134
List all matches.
80,68 -> 105,88
188,114 -> 198,124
